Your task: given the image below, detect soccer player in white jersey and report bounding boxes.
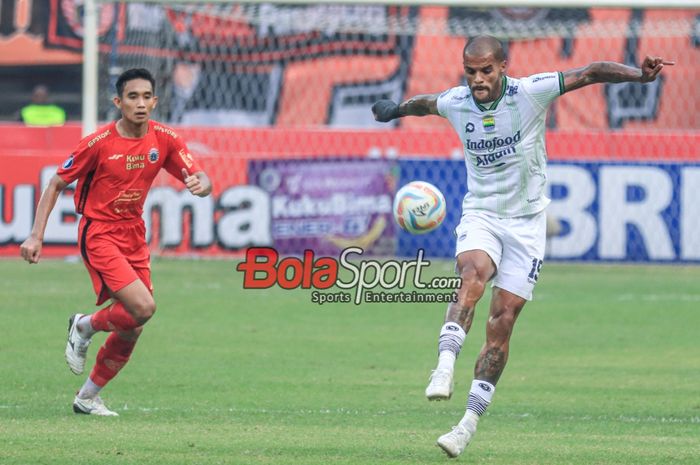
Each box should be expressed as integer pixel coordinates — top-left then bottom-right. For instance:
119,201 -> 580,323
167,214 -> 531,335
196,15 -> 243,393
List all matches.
372,36 -> 673,458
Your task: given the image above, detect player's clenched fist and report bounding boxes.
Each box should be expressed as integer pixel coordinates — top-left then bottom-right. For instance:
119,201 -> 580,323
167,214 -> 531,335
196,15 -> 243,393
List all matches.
372,99 -> 401,122
181,168 -> 212,197
20,236 -> 42,264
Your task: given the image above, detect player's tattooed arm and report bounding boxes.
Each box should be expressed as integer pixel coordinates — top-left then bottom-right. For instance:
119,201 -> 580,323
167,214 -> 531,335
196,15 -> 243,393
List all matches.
562,56 -> 675,93
474,346 -> 507,385
371,93 -> 439,122
398,93 -> 440,117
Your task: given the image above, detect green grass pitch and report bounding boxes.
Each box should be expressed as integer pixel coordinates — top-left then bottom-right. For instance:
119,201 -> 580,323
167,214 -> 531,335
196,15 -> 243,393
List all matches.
1,258 -> 699,464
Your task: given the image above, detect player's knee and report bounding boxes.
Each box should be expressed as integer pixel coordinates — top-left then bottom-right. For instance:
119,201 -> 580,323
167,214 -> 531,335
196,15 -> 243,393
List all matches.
130,297 -> 156,325
491,310 -> 515,331
456,268 -> 486,309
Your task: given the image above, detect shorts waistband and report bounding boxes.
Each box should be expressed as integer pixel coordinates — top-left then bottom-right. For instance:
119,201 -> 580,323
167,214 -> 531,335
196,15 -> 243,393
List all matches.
82,216 -> 144,226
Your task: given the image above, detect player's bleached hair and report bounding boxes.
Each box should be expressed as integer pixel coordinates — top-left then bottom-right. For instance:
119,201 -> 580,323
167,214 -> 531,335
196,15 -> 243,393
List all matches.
463,36 -> 507,62
116,68 -> 156,97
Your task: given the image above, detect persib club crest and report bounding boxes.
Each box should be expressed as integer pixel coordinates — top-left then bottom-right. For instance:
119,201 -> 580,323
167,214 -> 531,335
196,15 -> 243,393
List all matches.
148,148 -> 159,163
482,115 -> 495,132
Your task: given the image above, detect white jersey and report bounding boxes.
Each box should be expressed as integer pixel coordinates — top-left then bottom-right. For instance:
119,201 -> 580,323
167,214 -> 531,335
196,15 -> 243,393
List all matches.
437,72 -> 564,218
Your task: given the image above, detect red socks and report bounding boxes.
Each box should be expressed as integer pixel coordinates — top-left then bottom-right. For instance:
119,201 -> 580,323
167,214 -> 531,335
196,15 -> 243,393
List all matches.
85,301 -> 142,387
90,301 -> 139,332
90,332 -> 138,387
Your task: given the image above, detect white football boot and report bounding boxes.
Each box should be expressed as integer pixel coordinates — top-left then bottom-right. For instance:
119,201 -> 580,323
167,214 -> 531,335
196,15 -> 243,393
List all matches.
436,418 -> 478,458
65,314 -> 92,375
425,368 -> 454,400
73,396 -> 118,416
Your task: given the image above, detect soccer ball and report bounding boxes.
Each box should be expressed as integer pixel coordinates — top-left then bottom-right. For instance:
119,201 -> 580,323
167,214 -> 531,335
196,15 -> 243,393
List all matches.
393,181 -> 447,234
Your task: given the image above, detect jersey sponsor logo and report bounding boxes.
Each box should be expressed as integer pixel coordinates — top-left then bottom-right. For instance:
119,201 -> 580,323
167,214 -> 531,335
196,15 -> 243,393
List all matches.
87,129 -> 111,148
62,155 -> 74,169
482,115 -> 495,132
154,125 -> 178,139
475,146 -> 516,168
506,84 -> 519,96
149,148 -> 159,163
178,149 -> 194,169
466,131 -> 521,153
126,155 -> 146,171
113,189 -> 144,214
531,74 -> 556,83
465,122 -> 475,133
108,154 -> 124,161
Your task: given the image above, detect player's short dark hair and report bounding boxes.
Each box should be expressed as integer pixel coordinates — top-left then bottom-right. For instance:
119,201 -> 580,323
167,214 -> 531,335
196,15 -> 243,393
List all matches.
115,68 -> 156,96
463,36 -> 507,62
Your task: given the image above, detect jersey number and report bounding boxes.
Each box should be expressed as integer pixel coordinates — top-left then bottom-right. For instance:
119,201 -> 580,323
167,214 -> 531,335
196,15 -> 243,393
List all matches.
528,258 -> 543,282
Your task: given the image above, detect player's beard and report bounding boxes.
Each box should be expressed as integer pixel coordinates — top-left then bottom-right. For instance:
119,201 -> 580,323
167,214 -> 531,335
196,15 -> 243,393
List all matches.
471,86 -> 493,103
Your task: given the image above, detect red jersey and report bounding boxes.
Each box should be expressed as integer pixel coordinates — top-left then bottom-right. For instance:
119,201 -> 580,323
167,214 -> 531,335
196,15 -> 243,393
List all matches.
57,120 -> 202,222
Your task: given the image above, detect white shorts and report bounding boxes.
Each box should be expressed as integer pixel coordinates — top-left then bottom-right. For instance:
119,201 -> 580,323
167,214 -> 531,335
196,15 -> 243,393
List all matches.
454,210 -> 546,301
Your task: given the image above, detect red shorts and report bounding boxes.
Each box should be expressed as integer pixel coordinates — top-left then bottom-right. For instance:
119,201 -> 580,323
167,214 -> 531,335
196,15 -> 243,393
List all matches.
78,216 -> 153,306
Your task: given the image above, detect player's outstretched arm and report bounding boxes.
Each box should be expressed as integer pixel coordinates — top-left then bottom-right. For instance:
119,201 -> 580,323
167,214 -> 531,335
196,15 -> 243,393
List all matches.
562,56 -> 675,94
371,93 -> 441,122
20,174 -> 69,264
182,169 -> 212,197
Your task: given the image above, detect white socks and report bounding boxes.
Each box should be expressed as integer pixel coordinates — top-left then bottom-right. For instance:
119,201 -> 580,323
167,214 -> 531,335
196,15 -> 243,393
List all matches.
77,314 -> 96,338
437,322 -> 466,371
77,378 -> 102,400
465,379 -> 495,418
436,351 -> 456,372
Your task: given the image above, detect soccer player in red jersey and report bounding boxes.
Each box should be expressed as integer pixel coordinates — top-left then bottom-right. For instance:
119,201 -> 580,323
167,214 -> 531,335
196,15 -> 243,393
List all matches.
20,68 -> 212,416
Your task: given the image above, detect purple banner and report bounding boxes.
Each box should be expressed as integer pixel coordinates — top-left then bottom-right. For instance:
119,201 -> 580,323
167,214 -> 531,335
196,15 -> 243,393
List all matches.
249,159 -> 397,255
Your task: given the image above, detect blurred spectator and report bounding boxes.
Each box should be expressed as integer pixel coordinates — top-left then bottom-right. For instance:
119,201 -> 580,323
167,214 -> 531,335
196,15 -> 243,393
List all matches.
20,85 -> 66,126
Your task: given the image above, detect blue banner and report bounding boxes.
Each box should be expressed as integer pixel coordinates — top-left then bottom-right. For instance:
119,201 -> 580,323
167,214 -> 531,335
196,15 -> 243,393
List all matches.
397,159 -> 700,263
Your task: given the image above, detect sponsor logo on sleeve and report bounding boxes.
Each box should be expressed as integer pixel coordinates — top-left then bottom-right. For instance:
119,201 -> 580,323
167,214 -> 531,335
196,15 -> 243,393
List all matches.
178,149 -> 194,168
87,129 -> 111,148
531,74 -> 555,83
62,155 -> 74,169
154,125 -> 178,139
